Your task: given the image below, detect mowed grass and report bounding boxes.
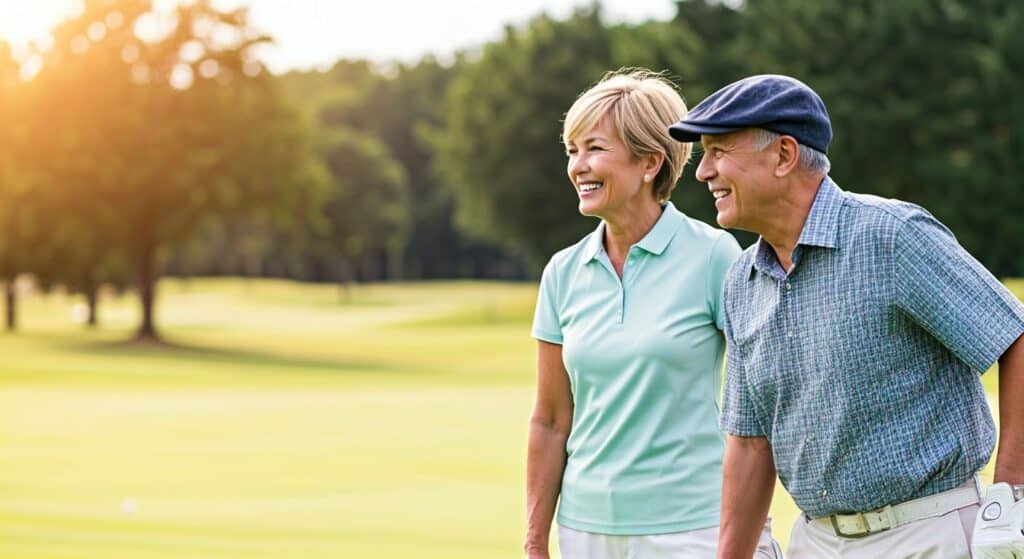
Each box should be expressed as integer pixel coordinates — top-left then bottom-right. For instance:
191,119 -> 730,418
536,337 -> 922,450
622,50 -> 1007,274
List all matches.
0,278 -> 1018,558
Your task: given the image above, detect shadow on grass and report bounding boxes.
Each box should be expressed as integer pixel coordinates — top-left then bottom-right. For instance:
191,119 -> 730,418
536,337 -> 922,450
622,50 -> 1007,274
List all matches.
38,334 -> 383,375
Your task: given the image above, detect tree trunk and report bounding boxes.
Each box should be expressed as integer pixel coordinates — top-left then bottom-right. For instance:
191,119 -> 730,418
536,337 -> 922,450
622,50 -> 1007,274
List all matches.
337,257 -> 354,304
135,243 -> 159,341
86,286 -> 98,328
4,281 -> 15,331
387,244 -> 404,281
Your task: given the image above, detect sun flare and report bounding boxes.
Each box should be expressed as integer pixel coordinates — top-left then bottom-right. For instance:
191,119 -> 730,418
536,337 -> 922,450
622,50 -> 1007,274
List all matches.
0,0 -> 82,52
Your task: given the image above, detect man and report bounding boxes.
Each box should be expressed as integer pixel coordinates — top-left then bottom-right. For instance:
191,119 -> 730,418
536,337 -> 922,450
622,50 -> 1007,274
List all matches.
667,74 -> 1024,558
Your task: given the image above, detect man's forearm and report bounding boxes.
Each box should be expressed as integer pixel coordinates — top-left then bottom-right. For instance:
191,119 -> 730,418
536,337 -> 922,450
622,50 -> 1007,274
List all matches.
995,333 -> 1024,485
525,420 -> 569,556
718,435 -> 776,559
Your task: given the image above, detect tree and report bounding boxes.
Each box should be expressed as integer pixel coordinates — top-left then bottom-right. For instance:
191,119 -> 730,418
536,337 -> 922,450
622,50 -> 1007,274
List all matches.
738,0 -> 1024,275
0,41 -> 37,331
33,0 -> 322,341
277,57 -> 513,282
370,58 -> 500,280
314,129 -> 409,293
433,6 -> 619,269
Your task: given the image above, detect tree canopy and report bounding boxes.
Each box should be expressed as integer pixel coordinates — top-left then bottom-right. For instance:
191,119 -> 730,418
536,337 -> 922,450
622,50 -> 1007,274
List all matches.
3,0 -> 1021,339
27,0 -> 323,340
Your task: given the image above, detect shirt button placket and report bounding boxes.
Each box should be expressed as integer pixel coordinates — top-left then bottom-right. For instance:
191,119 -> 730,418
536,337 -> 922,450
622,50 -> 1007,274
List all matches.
619,252 -> 634,324
783,280 -> 794,339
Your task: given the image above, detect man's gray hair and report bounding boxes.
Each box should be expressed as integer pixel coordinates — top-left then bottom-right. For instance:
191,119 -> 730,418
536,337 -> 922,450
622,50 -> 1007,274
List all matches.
750,128 -> 831,174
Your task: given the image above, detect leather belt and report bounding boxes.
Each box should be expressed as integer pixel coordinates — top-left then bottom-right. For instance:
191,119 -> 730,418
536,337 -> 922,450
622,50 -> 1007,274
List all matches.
812,477 -> 981,538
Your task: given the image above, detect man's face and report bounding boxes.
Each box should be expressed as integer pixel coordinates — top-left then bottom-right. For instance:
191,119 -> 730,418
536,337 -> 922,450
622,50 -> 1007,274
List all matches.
694,129 -> 778,231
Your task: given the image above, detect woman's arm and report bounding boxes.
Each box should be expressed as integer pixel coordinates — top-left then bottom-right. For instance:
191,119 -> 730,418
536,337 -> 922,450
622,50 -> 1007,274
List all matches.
525,340 -> 574,558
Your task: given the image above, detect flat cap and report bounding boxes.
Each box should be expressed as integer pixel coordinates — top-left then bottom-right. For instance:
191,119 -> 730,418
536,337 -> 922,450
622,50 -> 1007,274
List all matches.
669,74 -> 832,153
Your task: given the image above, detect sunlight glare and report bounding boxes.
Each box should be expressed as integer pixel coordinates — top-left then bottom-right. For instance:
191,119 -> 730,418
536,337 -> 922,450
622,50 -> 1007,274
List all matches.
0,1 -> 83,54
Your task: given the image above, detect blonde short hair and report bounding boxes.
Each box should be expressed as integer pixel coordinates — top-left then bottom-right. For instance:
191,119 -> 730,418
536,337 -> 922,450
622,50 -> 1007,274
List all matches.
563,69 -> 691,203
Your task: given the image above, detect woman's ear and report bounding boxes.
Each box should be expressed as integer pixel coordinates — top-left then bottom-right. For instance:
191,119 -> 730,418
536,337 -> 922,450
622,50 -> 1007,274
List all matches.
643,152 -> 665,181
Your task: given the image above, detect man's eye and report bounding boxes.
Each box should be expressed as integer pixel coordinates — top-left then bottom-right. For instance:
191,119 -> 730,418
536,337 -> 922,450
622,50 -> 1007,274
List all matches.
566,149 -> 578,156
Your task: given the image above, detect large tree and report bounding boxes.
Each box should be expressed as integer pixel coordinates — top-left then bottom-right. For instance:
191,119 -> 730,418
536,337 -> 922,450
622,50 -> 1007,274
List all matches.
32,0 -> 321,340
0,41 -> 37,330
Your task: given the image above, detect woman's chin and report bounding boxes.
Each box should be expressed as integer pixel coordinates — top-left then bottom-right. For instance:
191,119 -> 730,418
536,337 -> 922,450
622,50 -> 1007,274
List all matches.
577,200 -> 604,218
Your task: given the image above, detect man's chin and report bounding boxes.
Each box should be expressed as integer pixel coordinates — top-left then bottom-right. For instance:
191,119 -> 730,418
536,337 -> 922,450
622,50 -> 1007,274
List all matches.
716,212 -> 736,229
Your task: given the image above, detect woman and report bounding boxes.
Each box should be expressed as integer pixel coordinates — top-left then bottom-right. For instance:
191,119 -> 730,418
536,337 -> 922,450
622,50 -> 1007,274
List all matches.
525,69 -> 780,558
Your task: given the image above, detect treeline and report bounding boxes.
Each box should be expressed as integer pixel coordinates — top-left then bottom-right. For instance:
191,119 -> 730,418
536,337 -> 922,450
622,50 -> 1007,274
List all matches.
1,0 -> 1022,340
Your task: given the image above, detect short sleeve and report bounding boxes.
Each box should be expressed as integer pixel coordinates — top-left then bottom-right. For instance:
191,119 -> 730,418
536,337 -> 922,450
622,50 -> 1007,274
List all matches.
707,232 -> 743,330
894,211 -> 1024,372
718,280 -> 767,437
531,257 -> 564,344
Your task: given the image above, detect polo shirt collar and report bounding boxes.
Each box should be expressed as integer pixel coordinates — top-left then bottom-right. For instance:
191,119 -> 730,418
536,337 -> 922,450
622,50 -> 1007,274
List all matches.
747,176 -> 844,280
796,176 -> 844,249
584,202 -> 684,262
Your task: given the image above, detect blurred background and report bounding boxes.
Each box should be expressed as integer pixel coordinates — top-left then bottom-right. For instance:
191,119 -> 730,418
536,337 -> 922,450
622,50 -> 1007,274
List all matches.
0,0 -> 1021,557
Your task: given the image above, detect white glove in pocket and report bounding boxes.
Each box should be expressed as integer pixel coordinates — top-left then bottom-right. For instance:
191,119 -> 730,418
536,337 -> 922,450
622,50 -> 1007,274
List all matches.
973,483 -> 1024,559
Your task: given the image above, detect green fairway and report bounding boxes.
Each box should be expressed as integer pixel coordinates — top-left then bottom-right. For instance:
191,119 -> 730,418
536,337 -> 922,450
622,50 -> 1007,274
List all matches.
0,278 -> 1016,558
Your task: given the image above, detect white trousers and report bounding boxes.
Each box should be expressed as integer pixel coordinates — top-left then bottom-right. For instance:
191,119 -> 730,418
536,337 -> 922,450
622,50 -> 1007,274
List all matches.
787,504 -> 979,559
558,520 -> 782,558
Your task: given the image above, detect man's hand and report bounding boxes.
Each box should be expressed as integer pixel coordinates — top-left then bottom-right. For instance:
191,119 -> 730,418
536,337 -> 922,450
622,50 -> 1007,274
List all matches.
972,483 -> 1024,559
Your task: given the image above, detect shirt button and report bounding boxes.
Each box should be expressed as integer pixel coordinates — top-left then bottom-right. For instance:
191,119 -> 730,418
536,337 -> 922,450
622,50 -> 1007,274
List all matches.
787,331 -> 794,339
785,282 -> 793,291
821,490 -> 828,497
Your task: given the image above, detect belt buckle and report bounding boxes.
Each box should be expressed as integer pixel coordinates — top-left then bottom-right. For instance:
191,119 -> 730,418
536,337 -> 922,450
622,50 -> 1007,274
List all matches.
830,507 -> 893,539
830,512 -> 871,538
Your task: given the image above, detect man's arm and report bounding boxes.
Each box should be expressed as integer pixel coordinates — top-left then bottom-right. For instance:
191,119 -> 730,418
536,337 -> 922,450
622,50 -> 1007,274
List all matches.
973,332 -> 1024,558
995,332 -> 1024,485
718,435 -> 776,559
524,340 -> 573,559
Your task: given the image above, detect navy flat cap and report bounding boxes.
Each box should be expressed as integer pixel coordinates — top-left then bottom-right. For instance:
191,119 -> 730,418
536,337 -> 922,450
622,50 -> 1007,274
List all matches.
669,74 -> 832,153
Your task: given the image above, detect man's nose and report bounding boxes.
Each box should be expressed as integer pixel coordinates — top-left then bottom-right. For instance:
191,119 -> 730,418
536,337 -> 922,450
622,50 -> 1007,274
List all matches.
695,151 -> 714,182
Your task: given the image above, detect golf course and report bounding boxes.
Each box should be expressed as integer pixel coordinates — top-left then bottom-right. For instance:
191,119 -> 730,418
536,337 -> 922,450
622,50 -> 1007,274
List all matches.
0,278 -> 1013,558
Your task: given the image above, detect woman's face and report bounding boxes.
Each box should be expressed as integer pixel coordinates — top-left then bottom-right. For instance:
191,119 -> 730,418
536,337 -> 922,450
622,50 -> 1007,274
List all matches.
565,117 -> 653,219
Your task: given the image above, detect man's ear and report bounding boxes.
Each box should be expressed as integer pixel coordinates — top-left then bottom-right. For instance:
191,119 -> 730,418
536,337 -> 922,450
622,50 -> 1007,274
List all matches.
775,135 -> 801,177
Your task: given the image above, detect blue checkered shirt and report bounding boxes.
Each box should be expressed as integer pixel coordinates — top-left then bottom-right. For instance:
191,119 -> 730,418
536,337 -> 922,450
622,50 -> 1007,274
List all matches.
720,177 -> 1024,518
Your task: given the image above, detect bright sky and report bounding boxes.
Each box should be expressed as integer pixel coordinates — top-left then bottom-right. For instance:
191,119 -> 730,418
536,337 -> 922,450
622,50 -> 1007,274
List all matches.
0,0 -> 678,73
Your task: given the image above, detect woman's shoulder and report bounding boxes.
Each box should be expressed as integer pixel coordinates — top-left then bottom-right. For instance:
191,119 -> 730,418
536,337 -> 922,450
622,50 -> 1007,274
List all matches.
677,213 -> 732,240
545,227 -> 603,270
672,214 -> 740,256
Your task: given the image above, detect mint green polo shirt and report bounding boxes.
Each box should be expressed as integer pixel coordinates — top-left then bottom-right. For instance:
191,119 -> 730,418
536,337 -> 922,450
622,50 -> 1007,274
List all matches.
532,202 -> 741,535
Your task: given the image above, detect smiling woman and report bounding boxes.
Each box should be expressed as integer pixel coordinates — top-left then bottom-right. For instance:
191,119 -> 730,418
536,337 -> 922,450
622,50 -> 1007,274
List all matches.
525,69 -> 782,558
